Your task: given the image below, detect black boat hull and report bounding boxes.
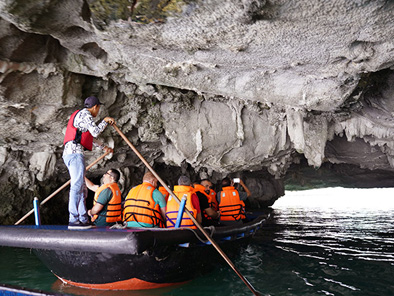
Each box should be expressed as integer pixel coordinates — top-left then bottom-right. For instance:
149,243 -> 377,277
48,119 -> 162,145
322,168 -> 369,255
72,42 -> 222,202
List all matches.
0,215 -> 266,290
35,237 -> 249,290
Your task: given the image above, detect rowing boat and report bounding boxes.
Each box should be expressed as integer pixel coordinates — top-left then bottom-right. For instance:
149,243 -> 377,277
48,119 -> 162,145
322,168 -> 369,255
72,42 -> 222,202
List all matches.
0,214 -> 267,290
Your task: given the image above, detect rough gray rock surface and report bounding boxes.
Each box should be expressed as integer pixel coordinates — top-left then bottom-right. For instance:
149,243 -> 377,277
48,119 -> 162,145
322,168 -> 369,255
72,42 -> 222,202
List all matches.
0,0 -> 394,223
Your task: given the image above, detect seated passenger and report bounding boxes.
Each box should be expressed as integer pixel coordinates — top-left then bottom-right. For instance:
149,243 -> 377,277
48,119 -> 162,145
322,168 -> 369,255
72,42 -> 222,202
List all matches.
123,172 -> 166,228
166,175 -> 202,229
85,169 -> 122,227
217,177 -> 251,225
193,182 -> 220,226
200,179 -> 219,211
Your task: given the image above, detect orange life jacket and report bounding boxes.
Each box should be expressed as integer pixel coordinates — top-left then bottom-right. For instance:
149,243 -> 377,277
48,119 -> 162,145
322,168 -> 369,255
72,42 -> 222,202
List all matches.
193,184 -> 208,197
218,186 -> 246,221
158,186 -> 170,202
92,183 -> 122,223
193,184 -> 214,221
166,185 -> 197,229
123,182 -> 165,228
63,110 -> 93,151
208,189 -> 219,211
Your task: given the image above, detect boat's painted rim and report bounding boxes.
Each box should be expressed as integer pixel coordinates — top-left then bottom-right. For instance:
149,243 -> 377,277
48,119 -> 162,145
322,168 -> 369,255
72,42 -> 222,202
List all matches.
55,274 -> 186,290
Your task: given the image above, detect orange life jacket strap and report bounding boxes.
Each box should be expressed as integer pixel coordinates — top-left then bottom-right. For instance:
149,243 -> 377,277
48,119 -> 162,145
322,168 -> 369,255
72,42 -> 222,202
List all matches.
219,204 -> 245,220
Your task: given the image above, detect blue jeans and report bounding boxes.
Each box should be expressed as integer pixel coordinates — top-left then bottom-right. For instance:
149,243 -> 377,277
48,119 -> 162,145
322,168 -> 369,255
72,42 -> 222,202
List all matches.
63,153 -> 88,223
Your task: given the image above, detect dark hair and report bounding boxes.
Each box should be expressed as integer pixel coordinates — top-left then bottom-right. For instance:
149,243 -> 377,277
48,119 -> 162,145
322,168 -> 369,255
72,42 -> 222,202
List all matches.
178,175 -> 191,186
201,179 -> 215,191
221,177 -> 231,187
109,169 -> 121,182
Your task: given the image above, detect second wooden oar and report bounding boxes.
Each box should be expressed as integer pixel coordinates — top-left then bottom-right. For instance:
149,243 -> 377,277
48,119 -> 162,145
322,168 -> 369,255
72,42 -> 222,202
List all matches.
112,124 -> 261,296
14,151 -> 110,225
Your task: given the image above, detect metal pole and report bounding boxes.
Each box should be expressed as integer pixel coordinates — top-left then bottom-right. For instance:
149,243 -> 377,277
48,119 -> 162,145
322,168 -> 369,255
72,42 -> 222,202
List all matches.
33,197 -> 41,226
175,194 -> 187,228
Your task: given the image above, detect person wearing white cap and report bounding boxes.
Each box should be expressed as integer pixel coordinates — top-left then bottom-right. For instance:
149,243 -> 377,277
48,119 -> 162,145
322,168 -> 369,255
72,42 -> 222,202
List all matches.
63,96 -> 115,229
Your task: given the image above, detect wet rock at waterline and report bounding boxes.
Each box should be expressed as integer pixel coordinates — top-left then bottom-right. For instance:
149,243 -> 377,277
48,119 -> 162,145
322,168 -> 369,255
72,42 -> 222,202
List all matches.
0,0 -> 394,224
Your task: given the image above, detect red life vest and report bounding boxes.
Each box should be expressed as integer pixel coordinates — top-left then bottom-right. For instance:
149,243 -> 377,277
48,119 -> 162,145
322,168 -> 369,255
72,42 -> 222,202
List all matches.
63,110 -> 93,151
166,185 -> 197,229
92,183 -> 122,223
218,186 -> 246,221
123,182 -> 165,228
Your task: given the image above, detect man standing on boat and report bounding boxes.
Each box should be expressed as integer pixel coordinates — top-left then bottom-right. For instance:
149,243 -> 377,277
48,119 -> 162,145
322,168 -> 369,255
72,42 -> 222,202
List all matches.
217,177 -> 251,225
63,96 -> 115,229
85,169 -> 122,227
123,172 -> 167,228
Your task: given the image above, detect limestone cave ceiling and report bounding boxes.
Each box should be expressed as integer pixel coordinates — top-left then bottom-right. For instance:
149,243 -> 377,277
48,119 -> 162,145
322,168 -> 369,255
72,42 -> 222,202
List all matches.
1,0 -> 394,198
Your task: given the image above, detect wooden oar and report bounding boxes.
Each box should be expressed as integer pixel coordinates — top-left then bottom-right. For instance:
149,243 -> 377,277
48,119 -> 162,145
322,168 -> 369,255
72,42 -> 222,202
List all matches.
113,124 -> 261,296
14,151 -> 110,225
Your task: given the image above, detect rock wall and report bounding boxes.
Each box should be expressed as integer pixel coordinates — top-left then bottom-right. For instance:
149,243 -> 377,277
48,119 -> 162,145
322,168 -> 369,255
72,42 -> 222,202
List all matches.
0,0 -> 393,224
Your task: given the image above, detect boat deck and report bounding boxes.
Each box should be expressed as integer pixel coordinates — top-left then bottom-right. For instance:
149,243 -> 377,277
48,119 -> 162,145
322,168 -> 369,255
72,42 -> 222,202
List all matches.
12,224 -> 147,232
0,213 -> 268,255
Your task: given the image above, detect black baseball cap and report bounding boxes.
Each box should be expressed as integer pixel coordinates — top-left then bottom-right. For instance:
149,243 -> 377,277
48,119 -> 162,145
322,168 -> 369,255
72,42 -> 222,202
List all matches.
84,96 -> 102,108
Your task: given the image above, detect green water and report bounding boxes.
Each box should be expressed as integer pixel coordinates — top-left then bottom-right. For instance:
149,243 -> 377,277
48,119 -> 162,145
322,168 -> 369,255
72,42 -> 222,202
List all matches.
0,247 -> 56,292
1,188 -> 394,295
